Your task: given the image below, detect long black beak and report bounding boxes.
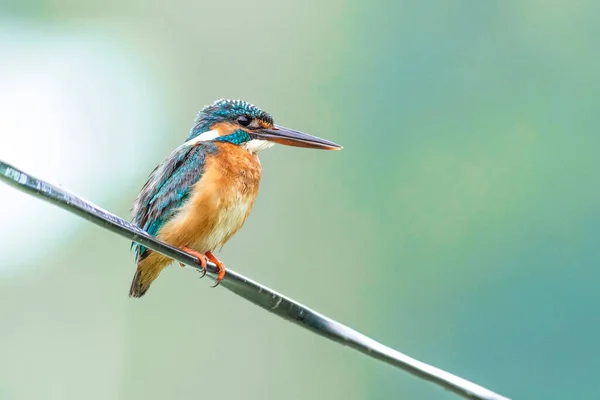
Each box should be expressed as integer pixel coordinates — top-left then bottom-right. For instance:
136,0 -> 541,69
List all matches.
254,124 -> 342,150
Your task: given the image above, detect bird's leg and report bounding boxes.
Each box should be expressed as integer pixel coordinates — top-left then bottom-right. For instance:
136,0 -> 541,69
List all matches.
179,246 -> 208,279
206,251 -> 226,287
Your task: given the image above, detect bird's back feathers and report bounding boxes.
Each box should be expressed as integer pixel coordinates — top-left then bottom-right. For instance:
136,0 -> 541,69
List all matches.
131,142 -> 218,261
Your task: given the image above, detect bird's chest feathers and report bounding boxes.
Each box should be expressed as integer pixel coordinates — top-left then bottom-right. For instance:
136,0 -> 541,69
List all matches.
187,143 -> 261,250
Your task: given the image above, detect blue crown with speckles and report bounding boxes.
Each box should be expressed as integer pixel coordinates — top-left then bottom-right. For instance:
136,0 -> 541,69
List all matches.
188,99 -> 273,140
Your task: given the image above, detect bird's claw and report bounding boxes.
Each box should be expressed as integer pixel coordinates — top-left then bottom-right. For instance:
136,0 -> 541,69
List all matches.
206,251 -> 226,288
180,246 -> 208,279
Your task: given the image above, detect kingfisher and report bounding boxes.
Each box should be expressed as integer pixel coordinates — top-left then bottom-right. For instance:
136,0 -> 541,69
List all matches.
129,99 -> 342,297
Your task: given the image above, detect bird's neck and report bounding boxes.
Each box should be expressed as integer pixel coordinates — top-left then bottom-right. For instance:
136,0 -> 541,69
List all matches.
186,126 -> 273,154
214,132 -> 273,154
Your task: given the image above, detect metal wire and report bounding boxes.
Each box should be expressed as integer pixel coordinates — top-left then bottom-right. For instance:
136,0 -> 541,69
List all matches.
0,159 -> 510,400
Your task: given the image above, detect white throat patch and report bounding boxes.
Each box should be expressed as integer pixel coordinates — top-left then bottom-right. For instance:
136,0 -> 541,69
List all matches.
243,139 -> 274,154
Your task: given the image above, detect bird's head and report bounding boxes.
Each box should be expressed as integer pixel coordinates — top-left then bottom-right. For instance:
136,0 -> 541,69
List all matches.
186,99 -> 342,153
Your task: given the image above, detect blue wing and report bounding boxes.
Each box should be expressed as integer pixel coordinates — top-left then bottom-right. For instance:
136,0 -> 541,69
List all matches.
131,142 -> 218,261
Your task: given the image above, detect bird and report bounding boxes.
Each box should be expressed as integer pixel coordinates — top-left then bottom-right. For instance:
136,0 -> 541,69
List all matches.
129,99 -> 342,297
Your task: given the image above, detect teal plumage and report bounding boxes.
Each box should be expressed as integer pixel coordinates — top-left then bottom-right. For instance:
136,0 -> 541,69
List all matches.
131,142 -> 218,261
214,129 -> 251,145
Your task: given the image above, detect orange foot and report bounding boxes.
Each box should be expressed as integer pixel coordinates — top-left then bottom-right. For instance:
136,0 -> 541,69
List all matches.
180,246 -> 208,278
206,251 -> 226,288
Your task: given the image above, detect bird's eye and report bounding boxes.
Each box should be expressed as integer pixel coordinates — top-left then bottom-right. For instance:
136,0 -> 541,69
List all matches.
237,115 -> 252,127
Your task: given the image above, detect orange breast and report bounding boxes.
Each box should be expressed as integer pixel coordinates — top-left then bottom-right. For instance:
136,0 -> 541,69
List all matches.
157,142 -> 262,253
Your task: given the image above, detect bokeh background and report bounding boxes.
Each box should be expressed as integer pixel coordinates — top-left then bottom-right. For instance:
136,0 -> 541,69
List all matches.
0,1 -> 599,399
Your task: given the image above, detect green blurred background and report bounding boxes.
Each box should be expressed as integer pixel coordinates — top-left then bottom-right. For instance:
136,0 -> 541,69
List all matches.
0,1 -> 599,399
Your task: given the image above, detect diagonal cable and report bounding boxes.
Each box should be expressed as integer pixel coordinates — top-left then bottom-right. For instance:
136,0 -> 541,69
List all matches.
0,159 -> 510,400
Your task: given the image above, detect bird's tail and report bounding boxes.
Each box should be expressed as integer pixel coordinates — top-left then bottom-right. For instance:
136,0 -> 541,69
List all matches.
129,267 -> 151,298
129,252 -> 170,298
